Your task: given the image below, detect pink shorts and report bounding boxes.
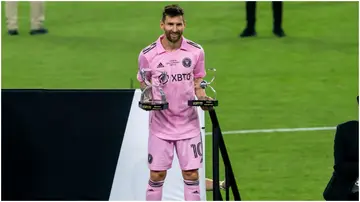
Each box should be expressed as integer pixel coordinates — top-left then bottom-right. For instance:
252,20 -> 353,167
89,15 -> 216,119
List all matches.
148,134 -> 203,171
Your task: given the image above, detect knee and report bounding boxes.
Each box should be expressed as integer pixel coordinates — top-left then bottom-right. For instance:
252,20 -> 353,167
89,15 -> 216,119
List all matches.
150,170 -> 167,182
182,169 -> 199,181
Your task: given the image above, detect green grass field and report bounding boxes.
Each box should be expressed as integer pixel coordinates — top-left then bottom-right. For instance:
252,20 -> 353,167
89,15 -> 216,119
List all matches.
2,1 -> 358,200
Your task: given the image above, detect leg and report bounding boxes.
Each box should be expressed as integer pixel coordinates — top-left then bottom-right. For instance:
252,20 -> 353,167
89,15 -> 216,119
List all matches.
147,170 -> 167,201
272,1 -> 285,37
246,1 -> 256,30
147,134 -> 175,201
30,1 -> 45,29
30,1 -> 48,35
5,1 -> 19,34
240,1 -> 257,37
182,169 -> 200,200
176,135 -> 203,201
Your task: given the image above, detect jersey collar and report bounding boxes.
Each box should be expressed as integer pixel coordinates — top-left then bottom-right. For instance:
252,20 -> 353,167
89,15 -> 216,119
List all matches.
156,34 -> 189,54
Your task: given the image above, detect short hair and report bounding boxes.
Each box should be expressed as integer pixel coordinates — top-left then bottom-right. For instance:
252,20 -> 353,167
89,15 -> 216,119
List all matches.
162,4 -> 184,22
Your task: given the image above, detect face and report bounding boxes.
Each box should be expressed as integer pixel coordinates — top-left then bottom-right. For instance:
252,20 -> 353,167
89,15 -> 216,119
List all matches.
160,15 -> 185,43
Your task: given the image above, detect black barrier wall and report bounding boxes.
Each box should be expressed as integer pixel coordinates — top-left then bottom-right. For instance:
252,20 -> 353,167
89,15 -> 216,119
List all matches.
2,89 -> 135,200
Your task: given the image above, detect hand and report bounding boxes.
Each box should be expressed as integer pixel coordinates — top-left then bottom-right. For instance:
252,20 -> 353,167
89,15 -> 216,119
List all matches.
200,96 -> 214,111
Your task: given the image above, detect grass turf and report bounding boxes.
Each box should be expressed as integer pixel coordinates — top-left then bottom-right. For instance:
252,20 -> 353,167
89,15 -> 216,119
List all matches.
2,1 -> 358,200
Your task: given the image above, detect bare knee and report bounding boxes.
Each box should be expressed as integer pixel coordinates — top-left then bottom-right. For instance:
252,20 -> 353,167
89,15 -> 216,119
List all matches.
182,169 -> 199,181
150,170 -> 167,182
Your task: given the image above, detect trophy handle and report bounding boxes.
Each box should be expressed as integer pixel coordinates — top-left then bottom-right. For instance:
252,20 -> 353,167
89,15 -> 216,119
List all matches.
207,68 -> 216,85
208,85 -> 217,99
209,76 -> 215,84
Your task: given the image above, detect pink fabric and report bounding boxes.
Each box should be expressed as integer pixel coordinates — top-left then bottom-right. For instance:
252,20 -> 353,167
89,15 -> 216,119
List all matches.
137,35 -> 206,141
148,133 -> 203,171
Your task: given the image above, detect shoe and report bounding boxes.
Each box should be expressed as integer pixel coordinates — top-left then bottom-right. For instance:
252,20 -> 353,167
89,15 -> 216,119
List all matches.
220,180 -> 227,189
273,28 -> 286,37
239,28 -> 256,38
30,28 -> 48,35
8,29 -> 19,36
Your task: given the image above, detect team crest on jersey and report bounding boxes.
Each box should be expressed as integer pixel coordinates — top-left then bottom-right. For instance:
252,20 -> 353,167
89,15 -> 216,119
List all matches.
148,154 -> 153,164
182,57 -> 192,68
158,71 -> 169,85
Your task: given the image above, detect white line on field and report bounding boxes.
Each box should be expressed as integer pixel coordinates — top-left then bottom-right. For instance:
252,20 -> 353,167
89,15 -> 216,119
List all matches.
204,126 -> 336,135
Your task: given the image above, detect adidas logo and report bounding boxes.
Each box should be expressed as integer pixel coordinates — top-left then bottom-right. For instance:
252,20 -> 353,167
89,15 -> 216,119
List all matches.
157,63 -> 164,68
193,191 -> 199,194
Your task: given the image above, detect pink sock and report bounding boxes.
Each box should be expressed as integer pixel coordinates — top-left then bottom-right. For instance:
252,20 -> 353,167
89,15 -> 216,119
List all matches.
184,180 -> 201,201
146,179 -> 164,201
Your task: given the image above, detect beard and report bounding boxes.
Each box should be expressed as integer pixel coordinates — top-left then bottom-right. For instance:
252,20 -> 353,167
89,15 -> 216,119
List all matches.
165,30 -> 182,43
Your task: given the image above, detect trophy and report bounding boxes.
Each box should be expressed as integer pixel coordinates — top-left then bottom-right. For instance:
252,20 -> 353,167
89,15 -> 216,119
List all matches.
138,68 -> 169,111
188,68 -> 218,107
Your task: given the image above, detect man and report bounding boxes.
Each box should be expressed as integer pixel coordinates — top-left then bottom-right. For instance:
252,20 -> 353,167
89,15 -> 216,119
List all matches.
5,1 -> 48,36
323,96 -> 359,200
240,1 -> 285,38
136,4 -> 212,201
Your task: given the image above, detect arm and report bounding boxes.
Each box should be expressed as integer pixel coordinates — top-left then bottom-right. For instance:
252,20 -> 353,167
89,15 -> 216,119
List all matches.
193,48 -> 207,99
194,78 -> 207,98
193,48 -> 213,111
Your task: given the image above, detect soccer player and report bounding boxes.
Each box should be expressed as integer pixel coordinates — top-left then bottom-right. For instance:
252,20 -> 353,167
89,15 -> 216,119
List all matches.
136,4 -> 212,201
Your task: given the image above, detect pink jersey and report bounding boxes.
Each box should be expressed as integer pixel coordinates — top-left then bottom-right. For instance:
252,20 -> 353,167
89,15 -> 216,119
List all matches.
137,35 -> 206,140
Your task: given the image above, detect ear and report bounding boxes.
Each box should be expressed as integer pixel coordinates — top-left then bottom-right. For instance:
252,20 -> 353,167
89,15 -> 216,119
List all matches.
160,20 -> 164,29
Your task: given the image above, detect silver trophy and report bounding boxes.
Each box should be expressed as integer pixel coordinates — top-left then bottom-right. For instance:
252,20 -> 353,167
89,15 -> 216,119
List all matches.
138,68 -> 169,111
188,68 -> 218,107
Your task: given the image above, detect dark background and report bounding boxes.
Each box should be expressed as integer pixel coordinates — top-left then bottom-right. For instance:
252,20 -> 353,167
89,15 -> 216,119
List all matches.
1,89 -> 134,200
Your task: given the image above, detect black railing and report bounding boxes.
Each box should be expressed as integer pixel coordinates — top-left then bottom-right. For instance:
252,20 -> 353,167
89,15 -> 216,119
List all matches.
209,109 -> 241,201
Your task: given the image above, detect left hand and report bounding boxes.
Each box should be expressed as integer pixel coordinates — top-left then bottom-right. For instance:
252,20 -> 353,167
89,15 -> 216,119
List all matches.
200,96 -> 214,111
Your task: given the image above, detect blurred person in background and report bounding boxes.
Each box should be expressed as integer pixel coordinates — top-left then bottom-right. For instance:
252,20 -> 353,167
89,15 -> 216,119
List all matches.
205,178 -> 226,191
323,96 -> 359,201
239,1 -> 285,38
5,1 -> 48,36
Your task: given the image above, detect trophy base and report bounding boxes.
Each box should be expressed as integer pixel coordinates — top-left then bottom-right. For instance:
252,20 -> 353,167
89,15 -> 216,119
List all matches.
188,100 -> 218,107
139,101 -> 169,111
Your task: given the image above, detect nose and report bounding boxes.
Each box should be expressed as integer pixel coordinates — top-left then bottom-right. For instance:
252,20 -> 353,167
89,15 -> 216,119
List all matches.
172,25 -> 178,33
